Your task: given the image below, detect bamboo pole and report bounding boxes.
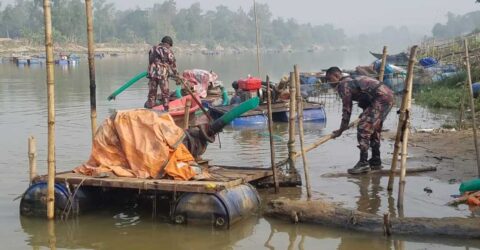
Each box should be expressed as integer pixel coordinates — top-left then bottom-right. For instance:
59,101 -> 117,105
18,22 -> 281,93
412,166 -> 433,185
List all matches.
183,98 -> 191,130
378,46 -> 388,81
464,39 -> 480,177
294,119 -> 359,158
397,46 -> 419,211
294,65 -> 312,199
85,0 -> 97,139
28,136 -> 37,184
266,75 -> 279,193
43,0 -> 56,220
387,46 -> 418,192
287,72 -> 297,169
253,0 -> 261,76
47,220 -> 56,250
459,83 -> 466,130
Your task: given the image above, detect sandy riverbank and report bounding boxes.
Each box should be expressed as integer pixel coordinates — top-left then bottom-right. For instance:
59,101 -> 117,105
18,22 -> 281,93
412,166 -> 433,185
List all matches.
385,129 -> 479,183
0,38 -> 261,56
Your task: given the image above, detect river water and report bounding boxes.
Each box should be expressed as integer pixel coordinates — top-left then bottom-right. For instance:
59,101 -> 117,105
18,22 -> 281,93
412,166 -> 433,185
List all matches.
0,51 -> 479,249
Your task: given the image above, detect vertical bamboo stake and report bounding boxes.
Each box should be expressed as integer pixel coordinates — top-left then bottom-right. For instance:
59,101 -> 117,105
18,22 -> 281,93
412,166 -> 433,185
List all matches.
294,65 -> 312,199
47,220 -> 56,250
459,83 -> 466,130
85,0 -> 97,139
253,0 -> 261,76
378,46 -> 388,81
464,39 -> 480,177
288,72 -> 297,169
43,0 -> 56,220
183,98 -> 191,130
266,75 -> 279,193
397,46 -> 419,211
387,46 -> 418,191
28,136 -> 37,184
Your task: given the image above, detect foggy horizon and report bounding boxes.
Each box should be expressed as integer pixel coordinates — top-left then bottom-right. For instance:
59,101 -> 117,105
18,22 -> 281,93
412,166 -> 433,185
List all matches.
108,0 -> 476,36
0,0 -> 476,36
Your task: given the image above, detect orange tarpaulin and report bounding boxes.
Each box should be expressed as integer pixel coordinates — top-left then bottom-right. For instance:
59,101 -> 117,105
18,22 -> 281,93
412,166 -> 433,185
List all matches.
74,109 -> 196,180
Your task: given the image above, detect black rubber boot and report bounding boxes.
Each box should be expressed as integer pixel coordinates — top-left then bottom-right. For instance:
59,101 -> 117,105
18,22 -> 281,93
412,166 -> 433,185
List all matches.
348,150 -> 370,174
369,146 -> 383,170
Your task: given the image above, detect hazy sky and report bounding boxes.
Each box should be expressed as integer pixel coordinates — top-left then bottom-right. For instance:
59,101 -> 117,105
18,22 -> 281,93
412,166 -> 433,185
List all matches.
1,0 -> 476,35
110,0 -> 475,35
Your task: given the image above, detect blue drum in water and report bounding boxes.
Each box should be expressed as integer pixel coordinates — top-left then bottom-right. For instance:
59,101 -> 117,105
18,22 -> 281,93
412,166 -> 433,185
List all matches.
19,181 -> 97,217
173,184 -> 260,228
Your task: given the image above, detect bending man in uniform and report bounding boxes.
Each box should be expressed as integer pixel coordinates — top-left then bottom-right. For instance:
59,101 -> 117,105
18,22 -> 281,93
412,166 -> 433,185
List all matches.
145,36 -> 178,110
325,67 -> 394,174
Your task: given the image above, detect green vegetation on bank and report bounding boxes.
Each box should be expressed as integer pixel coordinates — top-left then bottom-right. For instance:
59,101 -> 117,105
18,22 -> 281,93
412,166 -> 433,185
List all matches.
0,0 -> 346,49
414,69 -> 480,110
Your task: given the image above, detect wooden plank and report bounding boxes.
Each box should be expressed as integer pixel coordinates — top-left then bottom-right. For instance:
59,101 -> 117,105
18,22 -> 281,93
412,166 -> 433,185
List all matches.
52,166 -> 273,194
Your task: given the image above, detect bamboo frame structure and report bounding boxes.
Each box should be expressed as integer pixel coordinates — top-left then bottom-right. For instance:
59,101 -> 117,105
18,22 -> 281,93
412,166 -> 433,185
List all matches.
387,46 -> 418,192
266,75 -> 279,193
397,46 -> 419,212
378,46 -> 387,81
183,98 -> 191,130
85,0 -> 97,139
294,65 -> 312,199
42,0 -> 56,220
464,39 -> 480,177
287,72 -> 297,169
28,136 -> 37,184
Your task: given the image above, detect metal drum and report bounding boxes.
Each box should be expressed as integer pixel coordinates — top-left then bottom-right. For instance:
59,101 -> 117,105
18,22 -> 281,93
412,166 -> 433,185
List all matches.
173,184 -> 260,228
19,181 -> 96,218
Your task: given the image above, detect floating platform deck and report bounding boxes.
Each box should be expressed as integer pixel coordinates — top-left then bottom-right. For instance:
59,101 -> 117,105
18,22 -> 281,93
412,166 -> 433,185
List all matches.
50,165 -> 273,193
22,165 -> 278,228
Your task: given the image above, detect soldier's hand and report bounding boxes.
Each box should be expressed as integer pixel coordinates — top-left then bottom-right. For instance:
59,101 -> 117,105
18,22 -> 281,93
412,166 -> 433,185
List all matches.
332,129 -> 344,138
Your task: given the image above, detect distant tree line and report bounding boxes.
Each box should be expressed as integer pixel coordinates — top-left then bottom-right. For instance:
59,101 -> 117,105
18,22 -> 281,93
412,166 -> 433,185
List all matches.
432,11 -> 480,39
0,0 -> 347,49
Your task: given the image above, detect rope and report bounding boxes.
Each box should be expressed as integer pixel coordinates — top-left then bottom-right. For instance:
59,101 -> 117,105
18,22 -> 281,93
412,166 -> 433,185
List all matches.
61,178 -> 86,220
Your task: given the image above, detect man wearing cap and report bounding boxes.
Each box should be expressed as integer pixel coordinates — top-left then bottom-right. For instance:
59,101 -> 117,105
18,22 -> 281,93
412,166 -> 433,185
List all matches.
145,36 -> 178,110
325,66 -> 394,174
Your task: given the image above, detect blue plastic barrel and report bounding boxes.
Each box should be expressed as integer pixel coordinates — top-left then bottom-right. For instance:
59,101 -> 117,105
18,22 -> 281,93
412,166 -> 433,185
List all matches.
20,181 -> 96,218
173,184 -> 260,228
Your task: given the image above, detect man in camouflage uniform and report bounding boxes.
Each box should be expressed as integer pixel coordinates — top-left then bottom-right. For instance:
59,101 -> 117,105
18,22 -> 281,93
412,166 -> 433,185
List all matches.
145,36 -> 178,110
326,67 -> 394,174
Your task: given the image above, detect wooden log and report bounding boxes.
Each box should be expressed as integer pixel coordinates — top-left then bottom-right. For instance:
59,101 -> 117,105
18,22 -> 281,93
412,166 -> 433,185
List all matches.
85,0 -> 97,140
387,46 -> 418,192
42,0 -> 56,220
378,46 -> 387,81
464,39 -> 480,177
321,166 -> 436,178
288,72 -> 297,169
183,98 -> 191,130
265,198 -> 480,238
294,65 -> 312,199
28,136 -> 37,184
398,46 -> 418,211
266,75 -> 279,193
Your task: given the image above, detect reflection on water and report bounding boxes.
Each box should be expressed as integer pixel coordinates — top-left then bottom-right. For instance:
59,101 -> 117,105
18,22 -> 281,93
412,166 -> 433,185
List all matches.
1,53 -> 479,249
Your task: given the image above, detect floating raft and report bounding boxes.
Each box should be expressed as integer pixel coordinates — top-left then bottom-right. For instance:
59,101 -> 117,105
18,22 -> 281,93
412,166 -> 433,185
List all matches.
209,102 -> 326,127
20,165 -> 273,229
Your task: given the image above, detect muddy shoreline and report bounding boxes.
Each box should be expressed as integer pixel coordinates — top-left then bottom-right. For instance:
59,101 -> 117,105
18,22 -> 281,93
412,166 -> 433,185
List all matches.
384,129 -> 478,182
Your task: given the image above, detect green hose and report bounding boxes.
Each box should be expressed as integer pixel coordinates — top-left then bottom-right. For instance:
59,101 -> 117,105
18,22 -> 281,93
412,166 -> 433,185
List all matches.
107,71 -> 148,101
175,85 -> 182,98
209,97 -> 260,133
220,97 -> 259,124
221,87 -> 229,106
